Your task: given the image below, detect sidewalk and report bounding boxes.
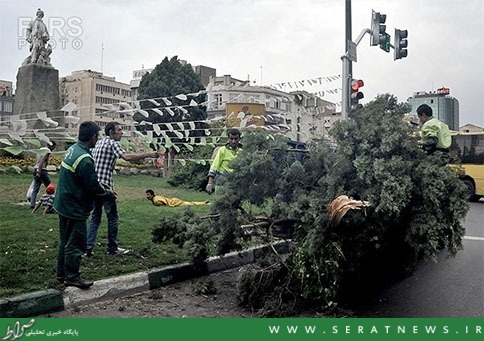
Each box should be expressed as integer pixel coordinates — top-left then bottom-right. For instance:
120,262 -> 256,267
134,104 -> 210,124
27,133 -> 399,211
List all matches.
0,241 -> 290,318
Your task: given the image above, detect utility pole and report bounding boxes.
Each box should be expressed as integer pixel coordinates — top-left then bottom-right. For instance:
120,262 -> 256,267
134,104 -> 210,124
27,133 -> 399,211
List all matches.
341,0 -> 352,120
345,0 -> 352,76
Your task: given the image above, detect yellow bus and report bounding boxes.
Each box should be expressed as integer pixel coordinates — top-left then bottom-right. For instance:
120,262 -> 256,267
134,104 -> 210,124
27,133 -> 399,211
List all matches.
449,131 -> 484,201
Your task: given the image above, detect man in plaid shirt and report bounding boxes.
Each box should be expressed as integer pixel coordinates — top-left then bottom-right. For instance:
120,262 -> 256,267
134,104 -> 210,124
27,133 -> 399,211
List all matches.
86,121 -> 158,256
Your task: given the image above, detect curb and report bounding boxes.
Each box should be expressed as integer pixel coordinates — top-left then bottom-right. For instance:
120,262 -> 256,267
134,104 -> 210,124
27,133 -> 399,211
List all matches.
0,241 -> 291,318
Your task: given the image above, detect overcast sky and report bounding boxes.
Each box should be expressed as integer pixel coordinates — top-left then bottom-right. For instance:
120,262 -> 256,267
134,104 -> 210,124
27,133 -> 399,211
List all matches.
1,0 -> 483,126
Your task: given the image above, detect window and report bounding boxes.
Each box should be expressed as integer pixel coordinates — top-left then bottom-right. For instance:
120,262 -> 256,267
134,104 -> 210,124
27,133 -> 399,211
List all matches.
2,101 -> 13,112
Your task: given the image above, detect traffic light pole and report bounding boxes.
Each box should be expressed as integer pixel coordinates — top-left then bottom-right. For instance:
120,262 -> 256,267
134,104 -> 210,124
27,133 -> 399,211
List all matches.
342,0 -> 352,120
341,4 -> 407,119
342,26 -> 371,119
341,54 -> 350,120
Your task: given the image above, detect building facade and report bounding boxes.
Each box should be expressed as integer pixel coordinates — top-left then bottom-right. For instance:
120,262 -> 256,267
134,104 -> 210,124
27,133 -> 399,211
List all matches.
407,87 -> 459,130
0,80 -> 14,125
130,67 -> 153,100
194,65 -> 216,88
459,124 -> 484,133
59,70 -> 134,137
206,75 -> 336,142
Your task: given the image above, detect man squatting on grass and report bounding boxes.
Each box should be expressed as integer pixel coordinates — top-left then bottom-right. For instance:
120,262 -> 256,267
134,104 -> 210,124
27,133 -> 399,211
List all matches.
54,121 -> 116,289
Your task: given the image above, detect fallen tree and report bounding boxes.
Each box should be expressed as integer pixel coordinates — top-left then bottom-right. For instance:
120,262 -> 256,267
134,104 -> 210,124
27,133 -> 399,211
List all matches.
153,94 -> 469,316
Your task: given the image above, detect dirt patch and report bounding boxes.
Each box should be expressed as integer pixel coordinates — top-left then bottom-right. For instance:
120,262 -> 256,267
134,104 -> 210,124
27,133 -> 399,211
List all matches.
41,267 -> 257,318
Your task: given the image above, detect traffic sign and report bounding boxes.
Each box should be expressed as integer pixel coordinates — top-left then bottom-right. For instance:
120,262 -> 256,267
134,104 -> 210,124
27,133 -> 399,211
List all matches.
380,33 -> 391,52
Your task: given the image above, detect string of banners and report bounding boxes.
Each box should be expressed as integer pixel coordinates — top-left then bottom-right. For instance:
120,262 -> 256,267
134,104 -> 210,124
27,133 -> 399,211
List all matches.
270,74 -> 341,91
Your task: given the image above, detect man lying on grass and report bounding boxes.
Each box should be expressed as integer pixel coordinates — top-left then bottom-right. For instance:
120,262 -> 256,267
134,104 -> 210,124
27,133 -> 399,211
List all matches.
145,189 -> 209,207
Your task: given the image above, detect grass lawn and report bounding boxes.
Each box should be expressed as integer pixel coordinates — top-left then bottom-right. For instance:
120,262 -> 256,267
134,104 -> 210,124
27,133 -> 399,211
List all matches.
0,172 -> 212,298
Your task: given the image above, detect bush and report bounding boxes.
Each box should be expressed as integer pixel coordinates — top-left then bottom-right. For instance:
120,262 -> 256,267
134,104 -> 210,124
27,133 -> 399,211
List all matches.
167,145 -> 213,191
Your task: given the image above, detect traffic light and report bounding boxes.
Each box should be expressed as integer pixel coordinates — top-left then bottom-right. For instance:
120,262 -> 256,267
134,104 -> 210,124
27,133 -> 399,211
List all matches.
394,29 -> 408,60
370,11 -> 387,46
350,79 -> 364,112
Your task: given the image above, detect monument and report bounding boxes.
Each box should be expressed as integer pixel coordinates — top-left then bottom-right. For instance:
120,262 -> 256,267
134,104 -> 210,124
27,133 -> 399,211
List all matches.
14,8 -> 60,131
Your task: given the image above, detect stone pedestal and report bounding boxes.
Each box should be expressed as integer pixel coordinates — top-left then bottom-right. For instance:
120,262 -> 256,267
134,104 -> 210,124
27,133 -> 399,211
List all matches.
14,64 -> 61,130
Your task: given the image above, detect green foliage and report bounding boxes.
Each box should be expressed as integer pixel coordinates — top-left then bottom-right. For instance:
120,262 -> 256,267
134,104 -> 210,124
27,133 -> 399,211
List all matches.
151,94 -> 469,317
167,144 -> 213,190
138,56 -> 203,100
240,94 -> 467,316
136,56 -> 206,125
225,131 -> 297,205
192,279 -> 217,295
135,56 -> 209,159
151,209 -> 215,270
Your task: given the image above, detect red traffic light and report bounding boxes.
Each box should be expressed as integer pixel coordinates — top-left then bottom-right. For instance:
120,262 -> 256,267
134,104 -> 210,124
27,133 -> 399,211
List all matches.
351,79 -> 364,91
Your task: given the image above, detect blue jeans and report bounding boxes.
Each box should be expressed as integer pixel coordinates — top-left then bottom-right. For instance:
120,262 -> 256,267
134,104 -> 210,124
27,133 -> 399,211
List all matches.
30,169 -> 51,208
86,197 -> 119,253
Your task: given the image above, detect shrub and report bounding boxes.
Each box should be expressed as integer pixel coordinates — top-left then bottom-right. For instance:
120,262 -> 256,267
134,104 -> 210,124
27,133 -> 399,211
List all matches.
167,145 -> 213,191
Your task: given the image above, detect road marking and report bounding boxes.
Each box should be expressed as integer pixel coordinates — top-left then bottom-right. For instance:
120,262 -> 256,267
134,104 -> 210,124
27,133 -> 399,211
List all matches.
464,236 -> 484,241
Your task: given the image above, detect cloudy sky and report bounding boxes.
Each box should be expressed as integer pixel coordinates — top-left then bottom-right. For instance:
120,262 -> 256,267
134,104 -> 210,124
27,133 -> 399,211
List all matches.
1,0 -> 483,126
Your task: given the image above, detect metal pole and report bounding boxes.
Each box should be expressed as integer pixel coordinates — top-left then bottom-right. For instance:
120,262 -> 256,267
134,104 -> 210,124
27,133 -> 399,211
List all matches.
341,55 -> 350,120
341,0 -> 352,119
346,0 -> 352,76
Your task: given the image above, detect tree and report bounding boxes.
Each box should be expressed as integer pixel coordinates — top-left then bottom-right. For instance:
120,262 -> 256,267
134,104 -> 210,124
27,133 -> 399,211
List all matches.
135,56 -> 208,155
153,94 -> 469,316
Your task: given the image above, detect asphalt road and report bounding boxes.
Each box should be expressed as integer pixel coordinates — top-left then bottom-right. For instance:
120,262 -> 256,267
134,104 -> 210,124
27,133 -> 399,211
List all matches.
354,200 -> 484,318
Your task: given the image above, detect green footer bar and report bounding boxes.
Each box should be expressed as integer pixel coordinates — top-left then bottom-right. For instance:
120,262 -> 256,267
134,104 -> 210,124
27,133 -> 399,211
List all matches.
0,318 -> 482,340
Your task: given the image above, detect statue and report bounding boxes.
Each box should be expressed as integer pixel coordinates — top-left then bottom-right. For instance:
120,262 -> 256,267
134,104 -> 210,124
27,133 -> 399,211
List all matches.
37,43 -> 53,66
22,8 -> 51,66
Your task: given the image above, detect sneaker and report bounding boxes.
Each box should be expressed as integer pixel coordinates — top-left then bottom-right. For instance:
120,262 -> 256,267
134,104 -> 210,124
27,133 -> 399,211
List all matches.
64,278 -> 94,289
106,247 -> 130,256
82,249 -> 94,258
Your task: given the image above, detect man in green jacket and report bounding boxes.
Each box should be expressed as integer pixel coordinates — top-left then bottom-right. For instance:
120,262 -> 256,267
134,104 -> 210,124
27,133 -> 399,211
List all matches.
54,121 -> 115,289
205,128 -> 242,194
417,104 -> 451,157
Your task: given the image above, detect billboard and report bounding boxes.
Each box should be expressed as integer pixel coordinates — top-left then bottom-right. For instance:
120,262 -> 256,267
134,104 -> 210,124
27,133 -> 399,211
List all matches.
0,80 -> 13,97
226,103 -> 265,128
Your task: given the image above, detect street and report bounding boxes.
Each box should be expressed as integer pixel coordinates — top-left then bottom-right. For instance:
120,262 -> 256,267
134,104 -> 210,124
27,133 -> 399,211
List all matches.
354,201 -> 484,317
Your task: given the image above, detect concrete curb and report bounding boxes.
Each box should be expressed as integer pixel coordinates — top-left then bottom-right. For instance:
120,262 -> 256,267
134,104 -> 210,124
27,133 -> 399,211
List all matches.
0,289 -> 64,318
0,241 -> 291,318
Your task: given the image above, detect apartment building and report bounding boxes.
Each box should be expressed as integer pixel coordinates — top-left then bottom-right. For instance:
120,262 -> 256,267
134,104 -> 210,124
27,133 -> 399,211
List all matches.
59,70 -> 134,136
206,74 -> 337,142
